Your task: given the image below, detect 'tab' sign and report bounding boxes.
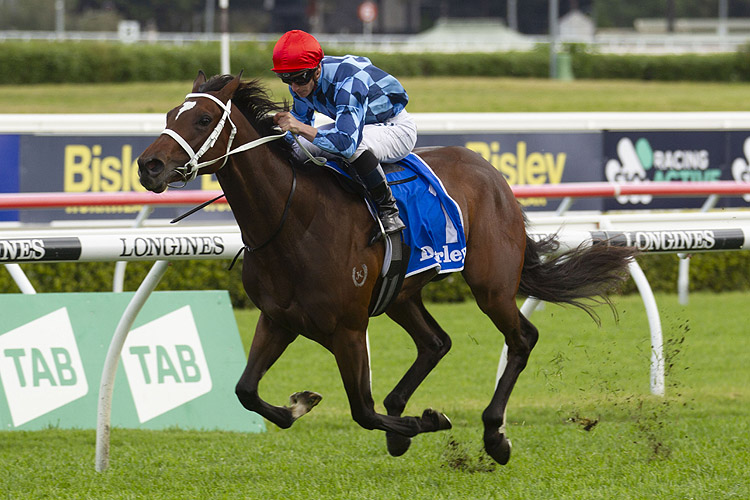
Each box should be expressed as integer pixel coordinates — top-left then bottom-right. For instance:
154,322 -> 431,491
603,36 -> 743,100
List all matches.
0,291 -> 264,432
0,308 -> 87,427
121,306 -> 213,423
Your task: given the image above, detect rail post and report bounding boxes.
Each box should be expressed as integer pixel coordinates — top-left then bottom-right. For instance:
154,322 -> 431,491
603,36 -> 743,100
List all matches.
95,260 -> 170,472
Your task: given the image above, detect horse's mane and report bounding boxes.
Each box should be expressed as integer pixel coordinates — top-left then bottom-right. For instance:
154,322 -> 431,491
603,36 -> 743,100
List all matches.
199,75 -> 297,164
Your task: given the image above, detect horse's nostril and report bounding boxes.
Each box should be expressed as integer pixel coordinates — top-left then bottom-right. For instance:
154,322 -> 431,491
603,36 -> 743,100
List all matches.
143,158 -> 164,175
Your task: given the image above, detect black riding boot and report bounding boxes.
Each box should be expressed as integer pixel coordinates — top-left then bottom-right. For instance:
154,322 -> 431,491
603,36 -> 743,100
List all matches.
351,150 -> 405,235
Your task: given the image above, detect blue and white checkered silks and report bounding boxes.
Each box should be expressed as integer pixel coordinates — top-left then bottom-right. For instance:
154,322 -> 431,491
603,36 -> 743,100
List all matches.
287,55 -> 409,159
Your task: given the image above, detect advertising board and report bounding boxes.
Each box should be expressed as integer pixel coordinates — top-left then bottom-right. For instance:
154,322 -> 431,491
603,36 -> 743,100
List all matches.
603,131 -> 750,210
0,290 -> 264,433
417,132 -> 604,211
728,131 -> 750,204
1,126 -> 749,223
18,135 -> 231,223
0,134 -> 19,222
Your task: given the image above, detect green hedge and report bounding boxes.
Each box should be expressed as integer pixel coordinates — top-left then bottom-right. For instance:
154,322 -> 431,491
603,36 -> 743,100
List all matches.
569,47 -> 742,82
359,48 -> 551,78
0,41 -> 273,84
1,251 -> 748,308
4,40 -> 750,84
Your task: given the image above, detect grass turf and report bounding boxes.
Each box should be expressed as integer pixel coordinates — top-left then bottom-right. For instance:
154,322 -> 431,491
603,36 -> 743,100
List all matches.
1,292 -> 748,499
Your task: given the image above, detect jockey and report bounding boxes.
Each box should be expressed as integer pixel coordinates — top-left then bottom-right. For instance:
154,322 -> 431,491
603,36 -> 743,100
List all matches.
271,29 -> 416,236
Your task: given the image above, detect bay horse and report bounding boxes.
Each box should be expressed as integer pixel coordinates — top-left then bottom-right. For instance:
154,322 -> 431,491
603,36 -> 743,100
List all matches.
137,72 -> 637,465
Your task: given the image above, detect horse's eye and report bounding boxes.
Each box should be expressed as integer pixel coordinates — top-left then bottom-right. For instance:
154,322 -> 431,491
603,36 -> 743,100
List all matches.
198,115 -> 212,127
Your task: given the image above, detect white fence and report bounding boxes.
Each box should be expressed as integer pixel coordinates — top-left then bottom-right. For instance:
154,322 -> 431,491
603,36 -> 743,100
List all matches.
6,111 -> 750,134
516,210 -> 750,398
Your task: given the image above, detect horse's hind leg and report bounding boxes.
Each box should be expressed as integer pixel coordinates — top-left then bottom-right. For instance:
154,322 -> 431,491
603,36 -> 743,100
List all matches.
382,295 -> 452,456
235,312 -> 321,429
464,243 -> 538,464
481,305 -> 538,465
459,188 -> 538,464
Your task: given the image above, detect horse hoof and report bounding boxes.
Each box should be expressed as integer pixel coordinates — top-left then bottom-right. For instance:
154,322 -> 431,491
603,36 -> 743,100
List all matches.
287,391 -> 322,419
421,408 -> 453,432
484,433 -> 512,465
386,432 -> 412,457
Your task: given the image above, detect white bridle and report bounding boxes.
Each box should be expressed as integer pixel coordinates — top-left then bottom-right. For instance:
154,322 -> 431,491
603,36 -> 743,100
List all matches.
160,92 -> 287,183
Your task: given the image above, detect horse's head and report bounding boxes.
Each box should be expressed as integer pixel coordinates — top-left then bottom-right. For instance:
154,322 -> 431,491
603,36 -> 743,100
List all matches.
138,71 -> 242,192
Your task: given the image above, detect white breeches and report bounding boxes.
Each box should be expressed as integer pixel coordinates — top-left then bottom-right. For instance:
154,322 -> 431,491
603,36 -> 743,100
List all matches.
292,110 -> 417,163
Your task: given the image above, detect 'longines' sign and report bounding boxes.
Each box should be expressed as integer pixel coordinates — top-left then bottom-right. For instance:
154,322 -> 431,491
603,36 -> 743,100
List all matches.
119,236 -> 227,258
591,229 -> 745,252
0,235 -> 233,262
0,238 -> 82,262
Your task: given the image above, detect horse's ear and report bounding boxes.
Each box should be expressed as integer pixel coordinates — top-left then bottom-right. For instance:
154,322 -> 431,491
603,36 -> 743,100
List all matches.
218,70 -> 243,100
192,70 -> 207,92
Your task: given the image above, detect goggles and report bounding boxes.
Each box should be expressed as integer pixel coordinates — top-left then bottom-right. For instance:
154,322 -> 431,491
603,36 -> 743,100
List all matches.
277,68 -> 316,86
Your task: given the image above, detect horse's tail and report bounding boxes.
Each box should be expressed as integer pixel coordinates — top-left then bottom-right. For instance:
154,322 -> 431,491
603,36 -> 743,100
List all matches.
518,232 -> 638,323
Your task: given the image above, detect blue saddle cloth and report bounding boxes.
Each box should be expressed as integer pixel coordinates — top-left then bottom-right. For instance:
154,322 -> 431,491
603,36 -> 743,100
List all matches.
325,153 -> 467,277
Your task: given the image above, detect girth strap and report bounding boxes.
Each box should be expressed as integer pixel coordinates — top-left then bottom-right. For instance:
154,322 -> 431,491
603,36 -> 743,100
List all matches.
369,231 -> 410,316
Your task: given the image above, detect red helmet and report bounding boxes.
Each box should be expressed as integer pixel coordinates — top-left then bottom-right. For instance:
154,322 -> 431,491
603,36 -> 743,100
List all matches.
272,30 -> 324,73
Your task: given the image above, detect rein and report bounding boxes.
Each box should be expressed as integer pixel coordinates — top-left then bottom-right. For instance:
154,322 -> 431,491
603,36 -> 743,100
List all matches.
244,163 -> 297,253
226,162 -> 297,270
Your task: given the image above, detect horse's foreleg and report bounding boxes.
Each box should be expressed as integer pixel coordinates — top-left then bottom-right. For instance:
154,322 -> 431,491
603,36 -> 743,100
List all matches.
235,312 -> 320,429
331,328 -> 452,439
482,311 -> 538,465
382,296 -> 452,456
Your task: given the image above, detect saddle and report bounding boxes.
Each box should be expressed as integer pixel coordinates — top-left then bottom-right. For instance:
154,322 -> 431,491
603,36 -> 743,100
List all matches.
322,154 -> 467,316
